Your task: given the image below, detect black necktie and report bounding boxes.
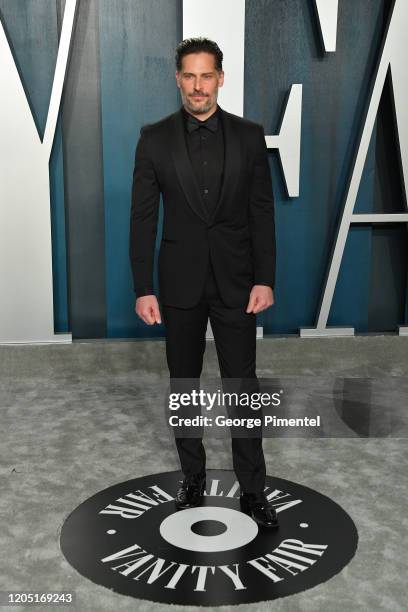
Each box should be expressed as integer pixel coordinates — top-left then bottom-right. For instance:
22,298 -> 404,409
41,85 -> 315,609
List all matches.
186,111 -> 218,133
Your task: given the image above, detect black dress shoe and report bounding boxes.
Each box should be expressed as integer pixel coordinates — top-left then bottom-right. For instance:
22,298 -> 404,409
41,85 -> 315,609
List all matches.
240,492 -> 279,528
175,474 -> 206,510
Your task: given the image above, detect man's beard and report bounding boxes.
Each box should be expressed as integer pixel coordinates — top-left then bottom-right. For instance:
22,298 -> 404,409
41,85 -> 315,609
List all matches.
182,91 -> 216,115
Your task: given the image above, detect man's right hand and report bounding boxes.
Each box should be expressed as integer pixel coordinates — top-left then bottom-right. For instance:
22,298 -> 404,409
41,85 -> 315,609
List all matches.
135,295 -> 162,325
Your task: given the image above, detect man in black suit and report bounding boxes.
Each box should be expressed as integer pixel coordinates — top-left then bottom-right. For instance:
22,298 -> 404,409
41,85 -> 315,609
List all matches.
129,38 -> 277,527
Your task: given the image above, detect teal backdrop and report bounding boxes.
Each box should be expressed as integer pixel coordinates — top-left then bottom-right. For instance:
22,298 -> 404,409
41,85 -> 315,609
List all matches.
0,0 -> 406,338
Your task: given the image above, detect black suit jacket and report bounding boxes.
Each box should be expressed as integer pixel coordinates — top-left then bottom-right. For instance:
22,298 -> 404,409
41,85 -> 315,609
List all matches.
129,105 -> 276,309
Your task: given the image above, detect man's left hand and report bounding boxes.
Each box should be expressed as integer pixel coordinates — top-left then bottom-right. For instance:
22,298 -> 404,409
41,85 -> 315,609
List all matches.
246,285 -> 274,314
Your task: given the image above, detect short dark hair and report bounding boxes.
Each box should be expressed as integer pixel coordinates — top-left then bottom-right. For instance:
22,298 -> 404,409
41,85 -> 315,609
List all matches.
175,37 -> 223,72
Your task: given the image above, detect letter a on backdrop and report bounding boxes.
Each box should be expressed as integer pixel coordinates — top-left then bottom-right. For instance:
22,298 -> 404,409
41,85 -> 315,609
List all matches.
301,0 -> 408,337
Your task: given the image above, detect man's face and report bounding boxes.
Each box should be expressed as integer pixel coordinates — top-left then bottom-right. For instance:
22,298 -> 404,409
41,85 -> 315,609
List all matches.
175,52 -> 224,115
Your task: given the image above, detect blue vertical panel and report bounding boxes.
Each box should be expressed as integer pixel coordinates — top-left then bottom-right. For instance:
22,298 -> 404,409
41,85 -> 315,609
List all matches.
60,0 -> 107,339
329,126 -> 379,331
0,0 -> 69,332
368,69 -> 408,331
50,114 -> 69,332
99,0 -> 182,338
244,0 -> 385,334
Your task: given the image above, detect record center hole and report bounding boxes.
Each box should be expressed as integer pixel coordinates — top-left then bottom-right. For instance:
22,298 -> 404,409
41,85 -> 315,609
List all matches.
191,520 -> 227,536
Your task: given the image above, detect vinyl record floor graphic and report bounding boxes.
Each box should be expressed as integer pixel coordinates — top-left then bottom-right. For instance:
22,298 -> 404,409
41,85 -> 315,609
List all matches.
60,469 -> 358,606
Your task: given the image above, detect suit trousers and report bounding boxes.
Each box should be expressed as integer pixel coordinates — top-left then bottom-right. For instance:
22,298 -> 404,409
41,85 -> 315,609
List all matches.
161,256 -> 266,494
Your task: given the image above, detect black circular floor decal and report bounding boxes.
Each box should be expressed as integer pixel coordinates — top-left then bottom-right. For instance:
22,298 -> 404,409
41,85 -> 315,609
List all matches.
60,470 -> 358,606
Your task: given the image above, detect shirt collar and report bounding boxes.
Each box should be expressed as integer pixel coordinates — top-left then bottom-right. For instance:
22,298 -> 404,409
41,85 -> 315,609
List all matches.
182,104 -> 220,133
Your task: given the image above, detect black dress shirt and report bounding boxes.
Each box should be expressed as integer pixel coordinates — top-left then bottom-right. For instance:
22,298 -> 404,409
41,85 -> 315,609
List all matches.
181,104 -> 224,221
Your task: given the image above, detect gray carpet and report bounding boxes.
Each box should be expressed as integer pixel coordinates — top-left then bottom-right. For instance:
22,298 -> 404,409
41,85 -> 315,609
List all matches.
1,335 -> 407,611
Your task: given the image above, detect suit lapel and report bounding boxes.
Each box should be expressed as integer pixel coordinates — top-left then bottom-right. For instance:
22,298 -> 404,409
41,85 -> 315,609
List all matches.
170,109 -> 209,223
170,105 -> 241,225
209,106 -> 241,225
